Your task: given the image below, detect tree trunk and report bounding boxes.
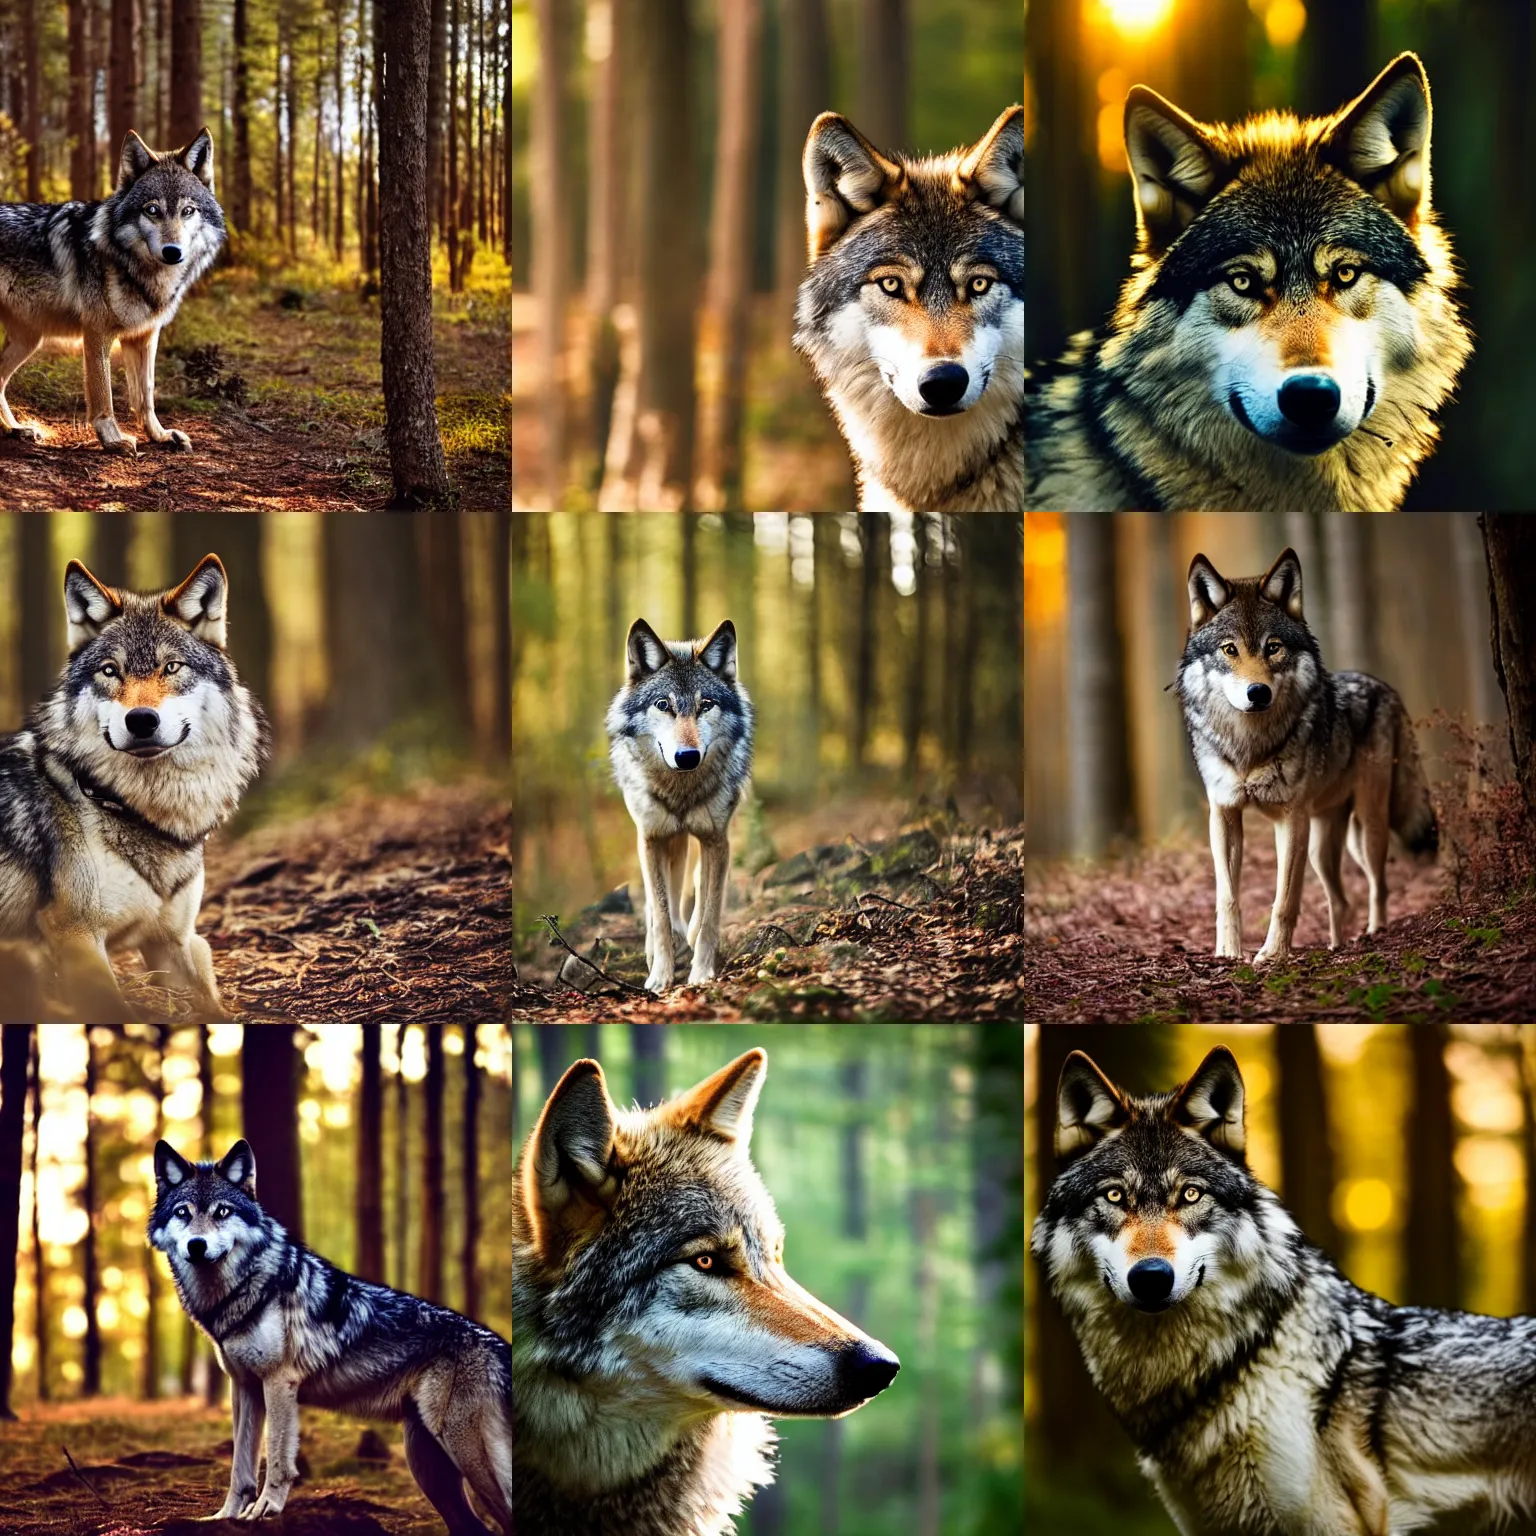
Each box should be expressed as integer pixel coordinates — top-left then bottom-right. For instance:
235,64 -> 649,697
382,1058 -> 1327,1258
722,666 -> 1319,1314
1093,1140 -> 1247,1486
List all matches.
378,0 -> 451,504
143,1026 -> 168,1399
28,1027 -> 46,1402
173,516 -> 270,705
446,0 -> 461,289
856,0 -> 906,153
773,0 -> 829,337
902,514 -> 929,780
394,1024 -> 410,1291
1324,513 -> 1377,675
531,0 -> 569,501
418,1024 -> 444,1303
83,1028 -> 102,1395
22,0 -> 40,199
1482,513 -> 1536,826
426,0 -> 447,233
850,512 -> 879,769
109,0 -> 140,168
69,0 -> 94,198
1275,1025 -> 1339,1256
169,0 -> 201,146
241,1026 -> 304,1241
1300,0 -> 1370,118
20,513 -> 56,706
355,1023 -> 385,1283
585,0 -> 624,483
1405,1024 -> 1461,1309
199,1024 -> 220,1404
0,1026 -> 30,1419
231,0 -> 251,231
460,1024 -> 480,1317
418,510 -> 472,744
630,1024 -> 665,1109
333,0 -> 346,260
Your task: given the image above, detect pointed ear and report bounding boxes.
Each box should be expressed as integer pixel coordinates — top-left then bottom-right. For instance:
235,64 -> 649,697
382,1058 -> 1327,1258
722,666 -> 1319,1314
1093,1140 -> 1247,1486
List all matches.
1260,548 -> 1305,621
523,1059 -> 621,1263
626,618 -> 670,682
154,1140 -> 195,1190
955,105 -> 1023,226
802,112 -> 905,260
162,554 -> 229,649
178,126 -> 216,189
1173,1047 -> 1246,1156
1187,554 -> 1231,629
1056,1052 -> 1130,1160
664,1049 -> 767,1149
216,1139 -> 257,1194
1124,86 -> 1226,254
696,619 -> 737,682
64,561 -> 124,651
1323,54 -> 1430,225
118,130 -> 157,191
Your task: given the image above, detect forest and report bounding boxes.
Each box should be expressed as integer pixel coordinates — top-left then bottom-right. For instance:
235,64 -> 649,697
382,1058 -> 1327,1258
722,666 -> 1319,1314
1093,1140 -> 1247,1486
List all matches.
510,510 -> 1022,1021
0,511 -> 512,1022
0,0 -> 509,510
1023,512 -> 1536,1023
0,1023 -> 513,1536
515,1021 -> 1024,1536
1027,1022 -> 1536,1535
509,0 -> 1025,511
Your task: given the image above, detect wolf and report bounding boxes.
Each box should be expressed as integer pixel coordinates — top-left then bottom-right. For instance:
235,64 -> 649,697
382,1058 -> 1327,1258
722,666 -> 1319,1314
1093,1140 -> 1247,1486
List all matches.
795,105 -> 1023,511
1176,546 -> 1435,964
606,616 -> 754,992
1033,1045 -> 1536,1536
1026,54 -> 1471,512
151,1138 -> 511,1533
0,127 -> 225,454
0,554 -> 267,1022
514,1048 -> 900,1536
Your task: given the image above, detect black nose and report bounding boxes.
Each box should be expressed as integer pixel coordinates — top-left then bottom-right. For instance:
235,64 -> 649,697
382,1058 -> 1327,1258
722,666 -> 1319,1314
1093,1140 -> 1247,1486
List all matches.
838,1339 -> 900,1400
125,707 -> 160,739
1277,374 -> 1341,432
186,1237 -> 207,1261
1246,683 -> 1272,708
1127,1258 -> 1176,1306
673,747 -> 701,770
161,244 -> 183,264
917,362 -> 969,410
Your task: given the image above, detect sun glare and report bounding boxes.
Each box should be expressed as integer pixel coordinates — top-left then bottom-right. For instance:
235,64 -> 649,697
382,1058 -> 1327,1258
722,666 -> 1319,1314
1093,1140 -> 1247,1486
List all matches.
1099,0 -> 1175,35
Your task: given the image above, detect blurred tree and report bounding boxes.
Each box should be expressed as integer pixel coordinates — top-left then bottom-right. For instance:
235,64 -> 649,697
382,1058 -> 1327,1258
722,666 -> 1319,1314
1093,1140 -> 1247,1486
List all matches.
83,1028 -> 101,1395
1406,1025 -> 1461,1309
1482,514 -> 1536,824
1324,515 -> 1377,675
68,0 -> 94,198
19,512 -> 54,710
851,513 -> 880,769
394,1023 -> 410,1291
1450,516 -> 1498,729
28,1026 -> 45,1402
197,1023 -> 219,1404
169,0 -> 202,147
356,1023 -> 385,1284
419,511 -> 472,739
173,517 -> 270,707
1300,0 -> 1371,118
1276,1025 -> 1338,1257
461,1024 -> 480,1316
143,1026 -> 169,1399
1175,0 -> 1251,122
242,1025 -> 303,1241
531,0 -> 569,498
427,0 -> 447,232
232,0 -> 252,234
857,0 -> 908,152
420,1021 -> 444,1303
109,0 -> 140,176
772,0 -> 829,339
631,1024 -> 665,1109
586,0 -> 627,484
902,514 -> 930,783
21,0 -> 39,199
0,1024 -> 29,1419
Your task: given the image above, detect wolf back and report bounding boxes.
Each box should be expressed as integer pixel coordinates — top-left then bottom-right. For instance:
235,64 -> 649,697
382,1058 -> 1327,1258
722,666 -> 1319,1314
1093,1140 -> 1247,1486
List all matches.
1026,54 -> 1471,512
1032,1048 -> 1536,1536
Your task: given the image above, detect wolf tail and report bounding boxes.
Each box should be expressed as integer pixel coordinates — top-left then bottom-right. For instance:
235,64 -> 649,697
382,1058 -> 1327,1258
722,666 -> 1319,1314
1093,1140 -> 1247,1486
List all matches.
1389,706 -> 1438,859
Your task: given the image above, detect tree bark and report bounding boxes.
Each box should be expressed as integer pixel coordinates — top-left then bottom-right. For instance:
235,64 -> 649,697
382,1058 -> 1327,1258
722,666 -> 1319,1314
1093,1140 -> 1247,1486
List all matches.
460,1024 -> 480,1317
0,1026 -> 30,1419
169,0 -> 202,147
198,1024 -> 220,1404
446,0 -> 461,289
773,0 -> 829,337
83,1028 -> 102,1395
143,1026 -> 168,1399
1482,513 -> 1536,826
394,1024 -> 410,1291
241,1025 -> 304,1241
1405,1024 -> 1461,1309
21,0 -> 40,199
585,0 -> 625,481
856,0 -> 907,153
231,0 -> 251,232
109,0 -> 140,168
531,0 -> 569,501
69,0 -> 94,198
1275,1025 -> 1339,1256
418,1024 -> 445,1303
426,0 -> 447,233
355,1023 -> 385,1283
28,1027 -> 46,1402
378,0 -> 451,504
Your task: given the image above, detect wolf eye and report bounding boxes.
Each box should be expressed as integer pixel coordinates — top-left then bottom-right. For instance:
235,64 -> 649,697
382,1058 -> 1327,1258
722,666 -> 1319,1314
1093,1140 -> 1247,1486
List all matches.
174,1203 -> 191,1220
1264,641 -> 1282,657
146,203 -> 161,217
654,698 -> 674,714
164,660 -> 182,675
1334,263 -> 1359,287
213,1203 -> 231,1219
99,662 -> 119,678
699,699 -> 716,714
1103,1187 -> 1125,1205
1227,271 -> 1255,295
968,276 -> 993,296
691,1254 -> 718,1272
1182,1185 -> 1204,1204
1222,643 -> 1238,659
878,275 -> 903,296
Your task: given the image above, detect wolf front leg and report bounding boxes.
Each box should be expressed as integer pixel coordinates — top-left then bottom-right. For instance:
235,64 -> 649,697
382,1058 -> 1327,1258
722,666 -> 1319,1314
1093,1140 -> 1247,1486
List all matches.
142,933 -> 226,1021
638,830 -> 677,992
1256,809 -> 1310,964
214,1374 -> 265,1517
120,328 -> 192,449
38,916 -> 135,1023
687,834 -> 731,985
81,329 -> 137,453
0,319 -> 43,439
243,1373 -> 301,1517
1208,802 -> 1245,959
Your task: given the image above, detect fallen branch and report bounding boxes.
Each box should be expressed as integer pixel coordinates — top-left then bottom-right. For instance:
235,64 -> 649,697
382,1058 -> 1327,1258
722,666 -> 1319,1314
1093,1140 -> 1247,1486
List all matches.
856,891 -> 925,916
62,1446 -> 108,1508
540,915 -> 653,996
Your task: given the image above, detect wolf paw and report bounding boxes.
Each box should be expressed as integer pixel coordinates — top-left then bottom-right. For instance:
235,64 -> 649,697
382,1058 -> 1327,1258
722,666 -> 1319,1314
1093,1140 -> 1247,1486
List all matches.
1253,942 -> 1290,966
158,429 -> 193,451
9,425 -> 41,442
99,434 -> 139,456
644,963 -> 674,993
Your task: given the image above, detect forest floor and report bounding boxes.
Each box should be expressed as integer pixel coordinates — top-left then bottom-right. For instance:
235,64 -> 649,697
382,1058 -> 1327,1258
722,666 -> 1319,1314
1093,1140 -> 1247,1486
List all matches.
510,822 -> 1022,1021
0,254 -> 507,513
0,1397 -> 447,1534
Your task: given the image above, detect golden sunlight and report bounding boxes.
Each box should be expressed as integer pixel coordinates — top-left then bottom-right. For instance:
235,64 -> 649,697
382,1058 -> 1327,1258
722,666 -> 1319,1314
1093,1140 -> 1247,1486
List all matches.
1097,0 -> 1175,36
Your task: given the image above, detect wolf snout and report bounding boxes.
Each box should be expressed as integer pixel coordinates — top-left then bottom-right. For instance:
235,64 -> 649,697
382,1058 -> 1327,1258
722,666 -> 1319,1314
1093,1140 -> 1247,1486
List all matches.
1127,1258 -> 1176,1310
1277,373 -> 1341,433
672,747 -> 702,771
186,1237 -> 209,1262
917,361 -> 969,412
125,707 -> 160,739
838,1338 -> 900,1401
1245,683 -> 1272,710
161,244 -> 184,264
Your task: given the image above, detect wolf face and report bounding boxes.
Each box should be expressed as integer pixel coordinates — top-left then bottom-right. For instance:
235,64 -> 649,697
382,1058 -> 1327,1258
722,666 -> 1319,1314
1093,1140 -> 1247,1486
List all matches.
150,1139 -> 265,1274
619,617 -> 740,774
112,129 -> 225,277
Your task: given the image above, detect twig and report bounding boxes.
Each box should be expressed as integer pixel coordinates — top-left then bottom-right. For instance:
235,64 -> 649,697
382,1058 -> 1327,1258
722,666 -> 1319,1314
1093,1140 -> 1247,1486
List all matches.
539,915 -> 653,996
857,892 -> 925,915
62,1446 -> 108,1508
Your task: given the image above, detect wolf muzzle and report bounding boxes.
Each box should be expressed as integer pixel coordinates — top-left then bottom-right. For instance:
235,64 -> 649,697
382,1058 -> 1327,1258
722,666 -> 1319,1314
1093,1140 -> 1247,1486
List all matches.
161,244 -> 184,264
918,361 -> 970,414
1127,1258 -> 1176,1311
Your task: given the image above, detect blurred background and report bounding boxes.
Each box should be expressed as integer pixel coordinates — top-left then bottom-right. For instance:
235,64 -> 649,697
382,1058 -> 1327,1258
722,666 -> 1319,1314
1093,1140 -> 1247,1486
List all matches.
1026,1022 -> 1536,1535
1027,0 -> 1536,510
512,510 -> 1022,953
515,1021 -> 1024,1536
509,0 -> 1024,510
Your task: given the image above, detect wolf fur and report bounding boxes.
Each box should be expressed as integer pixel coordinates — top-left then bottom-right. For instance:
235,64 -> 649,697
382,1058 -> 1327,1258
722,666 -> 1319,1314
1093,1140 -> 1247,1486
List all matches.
606,616 -> 754,992
151,1138 -> 510,1533
0,554 -> 267,1021
0,127 -> 225,453
1176,546 -> 1435,964
513,1049 -> 900,1536
1033,1045 -> 1536,1536
796,106 -> 1023,511
1027,54 -> 1471,512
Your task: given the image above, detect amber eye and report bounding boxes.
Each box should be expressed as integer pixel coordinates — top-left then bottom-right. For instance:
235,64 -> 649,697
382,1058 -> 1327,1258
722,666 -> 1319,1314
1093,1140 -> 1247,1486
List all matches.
699,699 -> 716,714
1264,641 -> 1282,657
878,275 -> 903,296
654,698 -> 673,714
1334,263 -> 1359,287
100,662 -> 119,678
1103,1187 -> 1125,1205
1182,1185 -> 1203,1204
1222,643 -> 1238,658
1228,271 -> 1254,294
692,1254 -> 717,1272
165,660 -> 182,675
969,276 -> 992,296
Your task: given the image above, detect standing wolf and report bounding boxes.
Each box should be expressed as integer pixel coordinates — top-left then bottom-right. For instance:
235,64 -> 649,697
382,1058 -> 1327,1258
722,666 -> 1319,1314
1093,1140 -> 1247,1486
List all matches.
1033,1045 -> 1536,1536
796,106 -> 1023,511
151,1138 -> 511,1533
514,1048 -> 900,1536
0,128 -> 225,453
1176,546 -> 1435,963
0,554 -> 267,1021
1027,54 -> 1471,511
607,616 -> 754,992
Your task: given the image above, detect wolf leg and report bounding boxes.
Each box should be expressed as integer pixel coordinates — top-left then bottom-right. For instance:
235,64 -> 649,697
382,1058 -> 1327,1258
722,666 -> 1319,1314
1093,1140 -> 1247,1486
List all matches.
142,934 -> 226,1021
638,830 -> 676,991
214,1374 -> 264,1518
403,1403 -> 496,1535
122,328 -> 191,449
38,917 -> 134,1023
1309,807 -> 1353,948
1255,810 -> 1309,964
688,834 -> 730,985
1208,802 -> 1245,959
665,830 -> 692,955
82,330 -> 136,454
0,322 -> 43,439
243,1374 -> 300,1517
1354,806 -> 1391,934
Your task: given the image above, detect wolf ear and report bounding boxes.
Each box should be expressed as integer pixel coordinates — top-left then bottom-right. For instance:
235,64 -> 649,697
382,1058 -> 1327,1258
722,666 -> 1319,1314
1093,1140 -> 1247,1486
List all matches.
177,126 -> 216,190
154,1140 -> 194,1190
955,105 -> 1023,227
666,1049 -> 766,1148
1324,53 -> 1430,225
64,561 -> 124,651
802,112 -> 905,260
1056,1052 -> 1129,1160
626,618 -> 670,681
163,554 -> 229,649
525,1059 -> 621,1262
1259,547 -> 1305,621
1124,87 -> 1225,254
696,619 -> 738,682
1173,1047 -> 1246,1156
216,1139 -> 257,1194
1187,554 -> 1232,629
118,131 -> 157,191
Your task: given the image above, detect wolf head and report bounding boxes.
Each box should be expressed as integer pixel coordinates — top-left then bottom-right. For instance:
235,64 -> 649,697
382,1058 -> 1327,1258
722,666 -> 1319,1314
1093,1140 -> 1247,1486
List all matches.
1179,547 -> 1320,716
149,1138 -> 266,1272
613,617 -> 744,773
113,128 -> 226,275
1032,1048 -> 1291,1322
514,1050 -> 899,1455
1115,53 -> 1468,460
795,106 -> 1023,419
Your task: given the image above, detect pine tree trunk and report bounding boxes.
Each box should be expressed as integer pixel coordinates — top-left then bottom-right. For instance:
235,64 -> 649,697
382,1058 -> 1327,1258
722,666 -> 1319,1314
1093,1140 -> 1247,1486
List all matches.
0,1026 -> 30,1419
531,0 -> 568,500
355,1023 -> 385,1283
82,1029 -> 102,1395
168,0 -> 201,146
28,1028 -> 46,1402
773,0 -> 829,339
585,0 -> 624,484
446,0 -> 461,289
109,0 -> 140,167
240,1026 -> 304,1241
69,0 -> 94,197
418,1025 -> 445,1303
460,1024 -> 480,1317
1482,513 -> 1536,826
856,0 -> 907,152
22,0 -> 40,198
231,0 -> 251,231
425,0 -> 447,234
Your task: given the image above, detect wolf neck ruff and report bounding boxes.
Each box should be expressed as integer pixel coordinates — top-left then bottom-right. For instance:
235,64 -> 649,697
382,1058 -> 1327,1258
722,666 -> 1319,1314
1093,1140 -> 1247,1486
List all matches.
63,758 -> 214,851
